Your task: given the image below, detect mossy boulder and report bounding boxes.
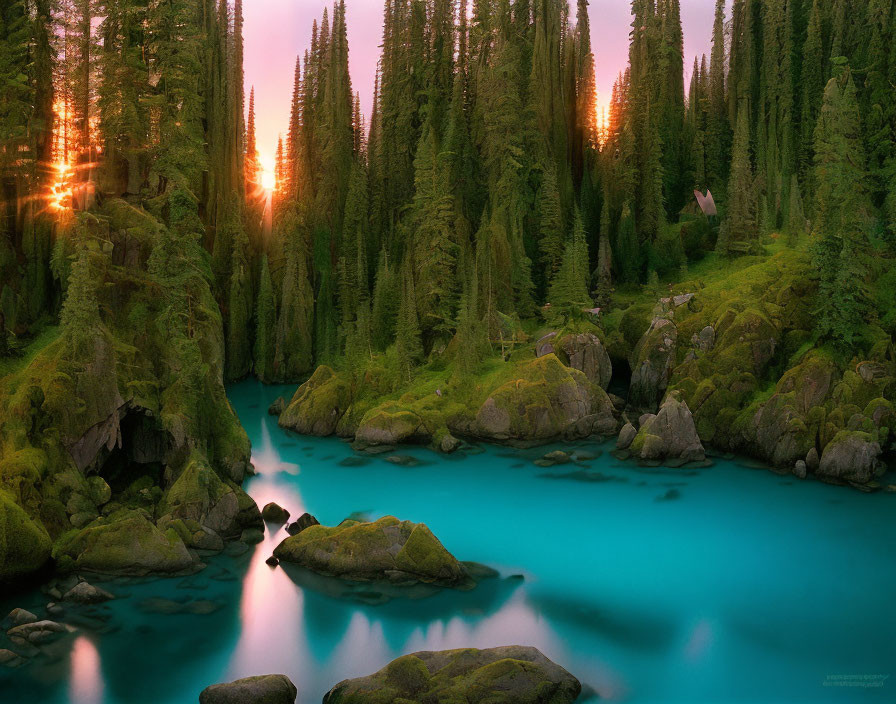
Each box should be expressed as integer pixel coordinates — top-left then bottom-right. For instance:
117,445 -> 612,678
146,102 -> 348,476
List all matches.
630,394 -> 705,463
160,453 -> 261,539
0,490 -> 52,585
817,431 -> 885,484
322,646 -> 581,704
273,516 -> 469,586
199,674 -> 297,704
52,508 -> 198,576
628,316 -> 677,413
472,355 -> 614,442
278,366 -> 353,436
355,407 -> 427,447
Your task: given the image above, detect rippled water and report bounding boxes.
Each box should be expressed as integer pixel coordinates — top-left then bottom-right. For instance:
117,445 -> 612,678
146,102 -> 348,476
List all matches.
2,378 -> 895,703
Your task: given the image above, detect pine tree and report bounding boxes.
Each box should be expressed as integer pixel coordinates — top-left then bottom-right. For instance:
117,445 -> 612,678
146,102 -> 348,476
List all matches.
60,242 -> 100,358
226,212 -> 252,380
395,255 -> 423,381
547,208 -> 590,323
245,86 -> 258,192
718,105 -> 757,254
537,167 -> 565,282
811,65 -> 875,347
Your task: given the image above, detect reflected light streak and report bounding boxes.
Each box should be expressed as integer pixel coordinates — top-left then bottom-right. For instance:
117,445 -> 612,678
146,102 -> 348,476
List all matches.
69,635 -> 103,704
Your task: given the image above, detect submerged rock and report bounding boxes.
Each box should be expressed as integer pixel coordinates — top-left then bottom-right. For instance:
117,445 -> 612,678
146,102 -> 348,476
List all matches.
261,503 -> 290,524
817,431 -> 885,484
7,620 -> 68,646
322,646 -> 581,704
630,395 -> 705,463
199,674 -> 297,704
63,582 -> 115,604
273,516 -> 470,587
3,609 -> 38,629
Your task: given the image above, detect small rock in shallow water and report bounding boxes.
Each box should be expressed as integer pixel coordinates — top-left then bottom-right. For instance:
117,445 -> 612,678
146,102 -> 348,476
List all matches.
46,603 -> 64,618
266,556 -> 279,567
267,397 -> 286,415
338,456 -> 368,467
286,513 -> 320,536
200,674 -> 298,704
0,649 -> 25,668
63,582 -> 115,604
384,454 -> 419,467
261,502 -> 290,524
7,620 -> 68,645
655,489 -> 682,502
793,460 -> 807,479
616,423 -> 637,450
543,450 -> 571,465
3,609 -> 37,629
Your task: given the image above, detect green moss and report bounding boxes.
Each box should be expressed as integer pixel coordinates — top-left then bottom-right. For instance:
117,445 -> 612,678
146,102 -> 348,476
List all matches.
0,489 -> 52,585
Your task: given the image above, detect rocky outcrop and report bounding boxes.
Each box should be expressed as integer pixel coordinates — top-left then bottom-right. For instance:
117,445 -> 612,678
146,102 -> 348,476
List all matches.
273,516 -> 469,587
817,431 -> 885,484
616,422 -> 637,450
630,395 -> 705,463
469,355 -> 616,442
278,366 -> 352,436
7,620 -> 69,646
62,581 -> 114,604
557,333 -> 613,390
199,675 -> 297,704
322,646 -> 581,704
160,453 -> 262,539
628,317 -> 678,413
536,331 -> 612,389
52,509 -> 199,576
267,397 -> 286,416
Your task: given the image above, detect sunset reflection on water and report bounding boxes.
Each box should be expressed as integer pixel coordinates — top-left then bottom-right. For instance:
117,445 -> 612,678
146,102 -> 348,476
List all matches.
69,636 -> 103,704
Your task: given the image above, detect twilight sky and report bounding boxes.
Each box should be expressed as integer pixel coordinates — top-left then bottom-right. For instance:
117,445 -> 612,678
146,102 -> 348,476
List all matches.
244,0 -> 721,161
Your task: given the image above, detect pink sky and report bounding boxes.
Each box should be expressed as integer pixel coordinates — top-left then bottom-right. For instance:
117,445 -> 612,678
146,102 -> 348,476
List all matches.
244,0 -> 722,161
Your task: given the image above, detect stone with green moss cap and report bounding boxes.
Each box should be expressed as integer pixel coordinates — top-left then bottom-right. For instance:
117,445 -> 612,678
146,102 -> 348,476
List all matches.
199,674 -> 297,704
52,508 -> 199,576
273,516 -> 470,587
322,645 -> 581,704
278,366 -> 353,436
630,394 -> 705,463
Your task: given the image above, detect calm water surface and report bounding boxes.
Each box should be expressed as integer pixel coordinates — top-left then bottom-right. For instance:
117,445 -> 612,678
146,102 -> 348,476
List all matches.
2,379 -> 895,703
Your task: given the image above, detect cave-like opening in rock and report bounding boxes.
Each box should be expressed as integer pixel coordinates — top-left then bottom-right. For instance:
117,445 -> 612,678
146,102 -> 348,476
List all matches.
608,359 -> 632,401
87,407 -> 169,495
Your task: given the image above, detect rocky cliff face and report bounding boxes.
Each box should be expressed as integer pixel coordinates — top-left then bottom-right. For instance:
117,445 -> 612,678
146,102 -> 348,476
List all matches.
0,200 -> 256,586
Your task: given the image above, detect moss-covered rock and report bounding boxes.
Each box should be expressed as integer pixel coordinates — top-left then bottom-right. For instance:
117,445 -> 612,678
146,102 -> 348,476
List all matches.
557,332 -> 613,390
630,394 -> 705,462
278,366 -> 353,436
471,355 -> 614,442
355,406 -> 427,447
199,675 -> 297,704
52,508 -> 198,576
817,431 -> 885,484
322,646 -> 581,704
0,490 -> 52,586
273,516 -> 469,587
159,452 -> 261,539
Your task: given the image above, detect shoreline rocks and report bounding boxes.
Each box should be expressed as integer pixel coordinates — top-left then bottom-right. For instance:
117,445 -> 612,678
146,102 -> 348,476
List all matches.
630,395 -> 705,464
261,503 -> 290,524
322,646 -> 581,704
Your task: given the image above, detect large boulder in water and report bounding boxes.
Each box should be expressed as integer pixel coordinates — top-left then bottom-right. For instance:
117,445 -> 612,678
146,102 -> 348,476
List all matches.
273,516 -> 469,587
199,674 -> 297,704
628,317 -> 678,413
630,394 -> 705,463
817,431 -> 885,484
470,355 -> 615,442
322,646 -> 581,704
52,509 -> 199,576
278,366 -> 352,436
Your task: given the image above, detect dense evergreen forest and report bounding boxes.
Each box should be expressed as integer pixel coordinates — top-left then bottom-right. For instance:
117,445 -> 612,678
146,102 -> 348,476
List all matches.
1,0 -> 895,588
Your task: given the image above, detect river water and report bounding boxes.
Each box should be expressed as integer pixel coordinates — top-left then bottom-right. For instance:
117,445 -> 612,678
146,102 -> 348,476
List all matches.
2,378 -> 894,703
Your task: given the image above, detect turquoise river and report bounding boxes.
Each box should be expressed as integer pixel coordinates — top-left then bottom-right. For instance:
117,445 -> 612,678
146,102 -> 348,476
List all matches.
1,379 -> 895,703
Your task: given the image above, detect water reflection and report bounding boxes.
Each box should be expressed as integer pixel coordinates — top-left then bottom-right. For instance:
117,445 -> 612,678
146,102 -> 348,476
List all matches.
69,636 -> 103,704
